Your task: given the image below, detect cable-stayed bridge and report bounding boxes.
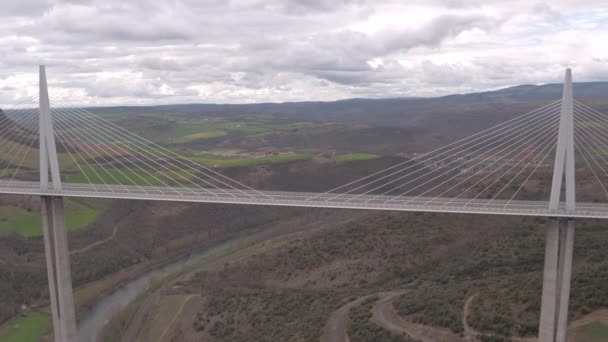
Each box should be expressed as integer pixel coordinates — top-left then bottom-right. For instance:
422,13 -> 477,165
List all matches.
1,66 -> 606,341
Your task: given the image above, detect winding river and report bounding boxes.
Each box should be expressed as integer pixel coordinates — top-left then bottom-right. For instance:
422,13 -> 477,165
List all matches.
76,236 -> 252,341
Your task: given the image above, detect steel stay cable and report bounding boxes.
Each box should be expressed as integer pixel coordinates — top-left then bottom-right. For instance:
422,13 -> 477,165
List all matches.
54,133 -> 100,192
51,109 -> 158,195
439,120 -> 560,205
0,112 -> 40,166
51,114 -> 134,193
53,109 -> 208,198
572,109 -> 608,177
367,108 -> 561,203
0,98 -> 40,137
504,143 -> 554,208
385,112 -> 562,204
308,100 -> 561,201
573,134 -> 608,195
51,108 -> 223,198
0,111 -> 38,155
49,96 -> 266,199
573,106 -> 608,156
340,105 -> 561,203
0,114 -> 41,180
1,95 -> 39,114
7,127 -> 39,184
0,109 -> 36,136
460,127 -> 559,207
52,108 -> 188,196
573,123 -> 608,177
573,112 -> 608,171
485,135 -> 556,206
0,114 -> 39,178
0,108 -> 38,143
403,115 -> 561,206
0,102 -> 39,181
49,100 -> 246,199
52,107 -> 226,197
52,122 -> 118,193
574,100 -> 608,118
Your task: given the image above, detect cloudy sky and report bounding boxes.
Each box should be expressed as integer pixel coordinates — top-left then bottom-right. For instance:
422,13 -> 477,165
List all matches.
1,0 -> 608,106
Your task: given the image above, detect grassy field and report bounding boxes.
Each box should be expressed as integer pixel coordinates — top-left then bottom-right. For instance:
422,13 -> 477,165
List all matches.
579,321 -> 608,341
169,130 -> 228,143
333,153 -> 381,161
189,153 -> 315,168
0,198 -> 106,238
0,311 -> 49,342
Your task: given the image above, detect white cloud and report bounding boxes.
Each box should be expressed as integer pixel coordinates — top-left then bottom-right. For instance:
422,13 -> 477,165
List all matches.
0,0 -> 607,106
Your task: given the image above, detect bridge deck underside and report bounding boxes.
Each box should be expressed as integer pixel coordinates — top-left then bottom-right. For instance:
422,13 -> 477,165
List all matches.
0,181 -> 605,219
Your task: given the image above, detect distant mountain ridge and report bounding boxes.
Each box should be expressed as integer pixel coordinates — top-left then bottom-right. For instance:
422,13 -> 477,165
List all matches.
90,81 -> 608,136
92,81 -> 608,113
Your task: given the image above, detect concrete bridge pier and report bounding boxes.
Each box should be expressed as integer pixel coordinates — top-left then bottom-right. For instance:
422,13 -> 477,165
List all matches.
539,68 -> 576,342
41,196 -> 77,341
539,218 -> 575,342
39,65 -> 78,341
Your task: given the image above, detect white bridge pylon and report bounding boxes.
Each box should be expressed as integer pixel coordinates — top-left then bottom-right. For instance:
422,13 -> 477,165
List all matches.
540,68 -> 576,342
0,66 -> 602,341
39,65 -> 78,342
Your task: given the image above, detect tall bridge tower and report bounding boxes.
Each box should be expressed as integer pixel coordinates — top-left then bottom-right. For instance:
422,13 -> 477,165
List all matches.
39,65 -> 78,342
539,68 -> 576,342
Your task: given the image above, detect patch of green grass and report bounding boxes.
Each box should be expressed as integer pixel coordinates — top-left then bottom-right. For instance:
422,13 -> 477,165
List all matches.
579,321 -> 608,339
333,153 -> 381,162
229,125 -> 271,133
0,311 -> 49,342
0,198 -> 105,238
188,153 -> 315,168
0,207 -> 39,237
170,130 -> 228,143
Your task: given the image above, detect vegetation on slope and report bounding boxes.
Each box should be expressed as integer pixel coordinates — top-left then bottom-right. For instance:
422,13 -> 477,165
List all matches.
193,286 -> 341,342
349,296 -> 413,342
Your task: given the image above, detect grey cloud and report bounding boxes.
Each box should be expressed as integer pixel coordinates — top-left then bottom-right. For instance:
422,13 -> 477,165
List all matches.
252,14 -> 496,85
280,0 -> 365,14
37,3 -> 195,42
0,0 -> 51,17
0,0 -> 606,105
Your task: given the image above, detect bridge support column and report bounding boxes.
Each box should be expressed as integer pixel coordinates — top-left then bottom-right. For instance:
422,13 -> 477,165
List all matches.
540,68 -> 576,341
539,218 -> 575,342
38,65 -> 78,341
41,196 -> 77,342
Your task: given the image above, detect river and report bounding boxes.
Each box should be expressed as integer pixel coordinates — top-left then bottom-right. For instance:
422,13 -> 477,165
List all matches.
76,237 -> 248,341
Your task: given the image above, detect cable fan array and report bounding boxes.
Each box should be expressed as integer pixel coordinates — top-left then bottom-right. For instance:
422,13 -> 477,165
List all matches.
573,100 -> 608,202
307,101 -> 563,206
3,94 -> 608,208
0,95 -> 41,185
46,95 -> 271,199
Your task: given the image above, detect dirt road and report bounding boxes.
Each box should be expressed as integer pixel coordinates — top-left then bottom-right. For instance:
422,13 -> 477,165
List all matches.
462,293 -> 478,342
371,290 -> 465,342
156,294 -> 200,342
70,224 -> 120,255
321,295 -> 375,342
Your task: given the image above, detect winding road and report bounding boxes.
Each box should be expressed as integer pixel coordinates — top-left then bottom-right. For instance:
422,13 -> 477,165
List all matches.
321,295 -> 375,342
462,293 -> 479,342
70,223 -> 120,256
156,294 -> 200,342
322,289 -> 465,342
371,291 -> 464,342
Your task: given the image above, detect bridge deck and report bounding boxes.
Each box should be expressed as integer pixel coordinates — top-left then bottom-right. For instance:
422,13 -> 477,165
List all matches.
0,181 -> 606,219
